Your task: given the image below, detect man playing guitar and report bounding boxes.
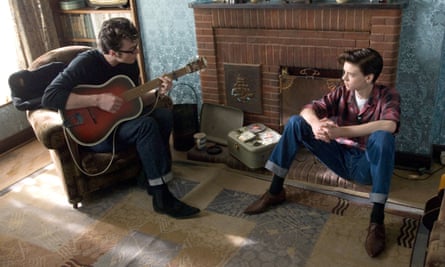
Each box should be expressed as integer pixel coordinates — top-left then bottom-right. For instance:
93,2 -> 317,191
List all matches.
42,17 -> 200,219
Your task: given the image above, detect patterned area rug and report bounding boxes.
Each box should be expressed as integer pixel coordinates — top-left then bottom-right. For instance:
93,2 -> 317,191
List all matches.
0,163 -> 421,267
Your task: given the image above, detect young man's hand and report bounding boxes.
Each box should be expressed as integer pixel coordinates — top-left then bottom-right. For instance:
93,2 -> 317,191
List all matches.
96,93 -> 124,113
313,118 -> 338,142
158,76 -> 173,96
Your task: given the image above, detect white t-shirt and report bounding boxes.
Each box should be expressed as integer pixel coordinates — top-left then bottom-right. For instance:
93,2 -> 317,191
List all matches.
355,93 -> 368,111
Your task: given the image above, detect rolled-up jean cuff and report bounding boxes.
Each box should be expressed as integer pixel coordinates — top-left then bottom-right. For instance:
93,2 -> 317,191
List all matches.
265,160 -> 288,178
369,193 -> 387,204
148,172 -> 173,186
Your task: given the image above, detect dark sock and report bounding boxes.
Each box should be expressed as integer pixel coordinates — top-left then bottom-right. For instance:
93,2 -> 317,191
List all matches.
269,174 -> 285,195
371,203 -> 385,225
147,183 -> 166,195
151,184 -> 167,191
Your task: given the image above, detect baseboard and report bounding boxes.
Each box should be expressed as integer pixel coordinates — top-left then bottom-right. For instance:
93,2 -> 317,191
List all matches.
432,144 -> 445,163
0,128 -> 35,155
395,151 -> 432,172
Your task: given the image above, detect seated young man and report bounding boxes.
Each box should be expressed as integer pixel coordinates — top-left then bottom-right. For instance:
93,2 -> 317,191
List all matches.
42,17 -> 200,219
244,48 -> 400,257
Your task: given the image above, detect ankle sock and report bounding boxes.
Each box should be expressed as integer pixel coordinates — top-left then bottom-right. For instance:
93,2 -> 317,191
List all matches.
371,203 -> 385,224
151,183 -> 167,191
269,174 -> 285,195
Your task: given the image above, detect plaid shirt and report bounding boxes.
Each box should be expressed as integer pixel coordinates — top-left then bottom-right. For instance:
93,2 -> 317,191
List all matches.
304,84 -> 401,149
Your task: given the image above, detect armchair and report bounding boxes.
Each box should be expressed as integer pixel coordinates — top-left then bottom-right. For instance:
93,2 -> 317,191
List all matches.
11,46 -> 172,208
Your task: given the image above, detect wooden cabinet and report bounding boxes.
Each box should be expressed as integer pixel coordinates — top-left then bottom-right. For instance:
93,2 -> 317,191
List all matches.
50,0 -> 146,82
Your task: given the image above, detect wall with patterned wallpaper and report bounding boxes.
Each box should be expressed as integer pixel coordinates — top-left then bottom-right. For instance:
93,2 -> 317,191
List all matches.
433,35 -> 445,146
136,0 -> 202,107
396,0 -> 445,155
136,0 -> 445,156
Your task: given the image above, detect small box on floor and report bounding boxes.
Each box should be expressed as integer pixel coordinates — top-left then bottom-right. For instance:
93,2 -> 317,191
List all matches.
227,123 -> 281,169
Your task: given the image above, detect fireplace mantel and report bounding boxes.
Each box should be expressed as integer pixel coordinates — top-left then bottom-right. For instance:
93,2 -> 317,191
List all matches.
190,0 -> 408,131
190,0 -> 408,9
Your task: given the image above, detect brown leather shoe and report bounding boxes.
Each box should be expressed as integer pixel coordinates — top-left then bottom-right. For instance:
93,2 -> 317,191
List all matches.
244,189 -> 286,215
365,223 -> 386,257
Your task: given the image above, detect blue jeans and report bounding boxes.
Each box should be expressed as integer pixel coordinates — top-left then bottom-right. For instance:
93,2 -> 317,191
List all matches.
91,107 -> 173,186
265,115 -> 395,204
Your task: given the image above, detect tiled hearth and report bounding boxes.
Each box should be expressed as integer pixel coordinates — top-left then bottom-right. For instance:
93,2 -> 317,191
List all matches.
190,1 -> 407,131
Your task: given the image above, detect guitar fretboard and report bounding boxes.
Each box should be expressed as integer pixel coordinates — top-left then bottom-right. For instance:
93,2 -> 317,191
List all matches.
122,67 -> 190,101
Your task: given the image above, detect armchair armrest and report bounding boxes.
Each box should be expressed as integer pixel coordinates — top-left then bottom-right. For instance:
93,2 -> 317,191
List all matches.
26,109 -> 66,150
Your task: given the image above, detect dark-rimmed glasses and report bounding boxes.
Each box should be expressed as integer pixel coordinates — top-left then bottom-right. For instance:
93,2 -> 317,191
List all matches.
118,45 -> 139,54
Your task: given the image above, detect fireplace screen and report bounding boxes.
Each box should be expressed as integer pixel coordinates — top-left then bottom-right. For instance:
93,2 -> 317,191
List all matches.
279,67 -> 343,129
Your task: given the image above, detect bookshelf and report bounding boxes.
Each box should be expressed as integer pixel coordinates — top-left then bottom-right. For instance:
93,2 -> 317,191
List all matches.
51,0 -> 147,82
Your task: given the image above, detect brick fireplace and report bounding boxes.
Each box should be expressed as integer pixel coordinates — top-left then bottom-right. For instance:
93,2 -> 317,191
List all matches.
190,1 -> 408,132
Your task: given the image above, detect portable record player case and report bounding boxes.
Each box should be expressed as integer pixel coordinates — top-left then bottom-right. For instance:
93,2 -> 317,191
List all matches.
200,103 -> 244,146
227,124 -> 281,169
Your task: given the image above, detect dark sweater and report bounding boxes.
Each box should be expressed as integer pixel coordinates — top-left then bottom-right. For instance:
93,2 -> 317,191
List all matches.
42,49 -> 140,110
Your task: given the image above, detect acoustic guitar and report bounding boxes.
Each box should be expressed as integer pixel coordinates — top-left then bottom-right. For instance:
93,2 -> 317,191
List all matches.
61,57 -> 207,146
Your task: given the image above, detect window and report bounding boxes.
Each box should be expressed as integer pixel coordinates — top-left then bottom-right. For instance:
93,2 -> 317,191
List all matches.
0,1 -> 20,106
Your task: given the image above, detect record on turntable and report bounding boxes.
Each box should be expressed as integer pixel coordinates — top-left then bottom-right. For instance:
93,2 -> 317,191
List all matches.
247,123 -> 266,134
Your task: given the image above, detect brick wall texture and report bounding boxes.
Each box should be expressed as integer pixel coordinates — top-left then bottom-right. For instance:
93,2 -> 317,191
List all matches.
193,7 -> 402,131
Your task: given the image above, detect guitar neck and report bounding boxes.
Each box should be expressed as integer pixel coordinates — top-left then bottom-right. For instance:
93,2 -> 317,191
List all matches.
122,67 -> 190,101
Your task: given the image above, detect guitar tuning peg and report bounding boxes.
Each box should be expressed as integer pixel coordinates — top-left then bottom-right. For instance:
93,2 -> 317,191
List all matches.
187,55 -> 197,62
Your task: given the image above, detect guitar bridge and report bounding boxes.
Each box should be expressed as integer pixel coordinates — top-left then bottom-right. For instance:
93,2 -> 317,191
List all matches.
63,113 -> 84,128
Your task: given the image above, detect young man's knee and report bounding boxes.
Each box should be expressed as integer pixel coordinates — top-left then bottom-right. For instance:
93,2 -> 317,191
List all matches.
371,130 -> 394,142
368,131 -> 395,151
287,115 -> 307,128
288,114 -> 301,123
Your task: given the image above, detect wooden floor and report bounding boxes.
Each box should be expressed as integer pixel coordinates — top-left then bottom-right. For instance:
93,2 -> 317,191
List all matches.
0,139 -> 51,191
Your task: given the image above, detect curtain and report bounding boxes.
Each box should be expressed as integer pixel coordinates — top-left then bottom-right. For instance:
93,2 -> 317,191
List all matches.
9,0 -> 60,68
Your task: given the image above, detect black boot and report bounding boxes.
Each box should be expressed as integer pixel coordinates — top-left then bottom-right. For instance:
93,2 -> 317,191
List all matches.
152,186 -> 200,219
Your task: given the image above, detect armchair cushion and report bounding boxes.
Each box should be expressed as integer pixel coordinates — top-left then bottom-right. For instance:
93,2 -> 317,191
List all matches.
80,149 -> 140,174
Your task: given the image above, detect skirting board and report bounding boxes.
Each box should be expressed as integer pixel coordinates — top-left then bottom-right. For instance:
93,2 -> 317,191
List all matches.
395,151 -> 432,172
0,127 -> 35,155
432,144 -> 445,163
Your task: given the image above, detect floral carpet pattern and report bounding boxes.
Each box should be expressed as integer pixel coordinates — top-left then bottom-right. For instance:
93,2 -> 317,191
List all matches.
0,164 -> 420,267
